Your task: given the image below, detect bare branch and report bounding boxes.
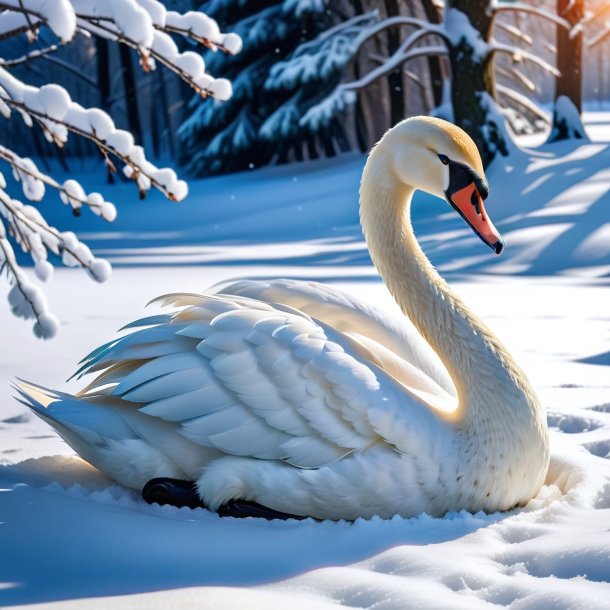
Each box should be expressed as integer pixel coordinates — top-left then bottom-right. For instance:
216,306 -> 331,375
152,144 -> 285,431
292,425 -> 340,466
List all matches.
0,23 -> 32,41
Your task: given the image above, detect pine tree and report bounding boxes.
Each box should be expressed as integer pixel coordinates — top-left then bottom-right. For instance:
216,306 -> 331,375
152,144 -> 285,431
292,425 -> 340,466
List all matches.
179,0 -> 344,176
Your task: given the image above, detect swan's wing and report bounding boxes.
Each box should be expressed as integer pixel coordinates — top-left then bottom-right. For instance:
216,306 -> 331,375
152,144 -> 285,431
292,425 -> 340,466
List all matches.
76,292 -> 447,467
216,279 -> 455,398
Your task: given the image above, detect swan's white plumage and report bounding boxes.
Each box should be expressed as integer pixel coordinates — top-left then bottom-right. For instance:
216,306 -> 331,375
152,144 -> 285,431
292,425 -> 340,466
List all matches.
17,116 -> 549,520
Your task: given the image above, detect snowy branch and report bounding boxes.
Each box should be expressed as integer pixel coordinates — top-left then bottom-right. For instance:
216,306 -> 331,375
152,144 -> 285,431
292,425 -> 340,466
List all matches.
492,44 -> 560,78
0,42 -> 62,67
294,11 -> 379,56
267,11 -> 447,92
495,65 -> 536,93
588,24 -> 610,49
494,21 -> 532,47
301,45 -> 447,132
343,43 -> 447,93
493,2 -> 571,31
348,15 -> 448,56
496,84 -> 550,123
0,76 -> 189,201
0,220 -> 58,338
0,0 -> 240,337
0,146 -> 115,219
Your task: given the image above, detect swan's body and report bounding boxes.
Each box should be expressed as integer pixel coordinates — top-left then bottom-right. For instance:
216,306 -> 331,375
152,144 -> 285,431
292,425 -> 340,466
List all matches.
17,117 -> 549,520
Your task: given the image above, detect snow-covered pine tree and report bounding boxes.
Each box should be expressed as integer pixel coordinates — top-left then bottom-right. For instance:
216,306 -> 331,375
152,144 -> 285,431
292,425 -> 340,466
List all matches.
0,0 -> 241,337
179,0 -> 349,176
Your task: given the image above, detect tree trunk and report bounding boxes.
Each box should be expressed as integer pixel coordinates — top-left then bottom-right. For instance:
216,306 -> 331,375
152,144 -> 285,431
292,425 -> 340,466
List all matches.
385,0 -> 405,126
420,0 -> 444,108
549,0 -> 585,141
446,0 -> 508,166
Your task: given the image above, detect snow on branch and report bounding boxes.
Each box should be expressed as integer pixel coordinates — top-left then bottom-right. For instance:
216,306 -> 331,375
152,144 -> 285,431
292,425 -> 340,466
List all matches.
0,218 -> 58,338
493,2 -> 571,31
73,4 -> 239,101
268,11 -> 446,91
584,3 -> 610,26
495,65 -> 536,93
0,42 -> 61,67
588,23 -> 610,49
0,0 -> 77,42
301,45 -> 447,131
496,84 -> 550,124
0,0 -> 240,337
0,145 -> 116,219
492,43 -> 560,78
266,12 -> 378,90
494,21 -> 533,47
0,68 -> 189,200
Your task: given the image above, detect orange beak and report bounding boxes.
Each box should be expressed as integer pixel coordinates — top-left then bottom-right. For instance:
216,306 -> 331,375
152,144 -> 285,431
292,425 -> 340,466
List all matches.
448,182 -> 504,254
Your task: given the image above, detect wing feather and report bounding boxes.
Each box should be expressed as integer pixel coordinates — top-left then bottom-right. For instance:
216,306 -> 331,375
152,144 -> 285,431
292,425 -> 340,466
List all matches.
75,286 -> 449,469
218,279 -> 455,396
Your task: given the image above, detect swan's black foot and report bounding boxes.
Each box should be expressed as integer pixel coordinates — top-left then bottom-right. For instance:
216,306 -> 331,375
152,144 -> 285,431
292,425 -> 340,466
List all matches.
142,477 -> 204,509
142,477 -> 307,520
218,499 -> 307,521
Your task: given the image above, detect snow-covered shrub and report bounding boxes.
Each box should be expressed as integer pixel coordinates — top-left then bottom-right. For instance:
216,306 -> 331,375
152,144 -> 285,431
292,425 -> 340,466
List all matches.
0,0 -> 241,337
547,95 -> 589,143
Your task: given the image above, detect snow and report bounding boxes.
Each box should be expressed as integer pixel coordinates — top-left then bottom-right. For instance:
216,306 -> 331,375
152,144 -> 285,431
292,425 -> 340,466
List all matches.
548,95 -> 589,142
0,115 -> 610,608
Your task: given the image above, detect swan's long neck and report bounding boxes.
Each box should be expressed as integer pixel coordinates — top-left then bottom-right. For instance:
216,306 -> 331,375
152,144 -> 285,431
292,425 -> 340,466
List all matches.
360,147 -> 537,423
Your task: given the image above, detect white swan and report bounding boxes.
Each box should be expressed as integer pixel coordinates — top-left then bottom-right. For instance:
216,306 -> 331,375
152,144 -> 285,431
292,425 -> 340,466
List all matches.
16,117 -> 549,520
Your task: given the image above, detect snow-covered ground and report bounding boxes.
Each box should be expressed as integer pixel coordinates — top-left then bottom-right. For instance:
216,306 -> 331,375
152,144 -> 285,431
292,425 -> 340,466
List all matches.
1,115 -> 609,609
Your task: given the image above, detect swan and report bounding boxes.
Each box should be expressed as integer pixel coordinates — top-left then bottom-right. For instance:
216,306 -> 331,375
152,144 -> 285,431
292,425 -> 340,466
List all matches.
16,116 -> 549,521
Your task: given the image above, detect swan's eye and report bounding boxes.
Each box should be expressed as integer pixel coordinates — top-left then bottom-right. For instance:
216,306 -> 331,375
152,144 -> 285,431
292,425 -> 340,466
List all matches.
438,154 -> 450,165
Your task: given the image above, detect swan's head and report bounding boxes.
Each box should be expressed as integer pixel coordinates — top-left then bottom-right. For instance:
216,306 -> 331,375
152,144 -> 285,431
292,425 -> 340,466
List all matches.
384,116 -> 503,254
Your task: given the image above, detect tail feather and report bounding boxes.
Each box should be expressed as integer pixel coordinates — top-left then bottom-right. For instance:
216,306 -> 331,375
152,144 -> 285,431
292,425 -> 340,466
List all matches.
14,379 -> 193,490
13,379 -> 135,445
13,378 -> 63,411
